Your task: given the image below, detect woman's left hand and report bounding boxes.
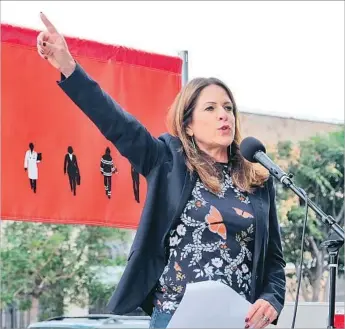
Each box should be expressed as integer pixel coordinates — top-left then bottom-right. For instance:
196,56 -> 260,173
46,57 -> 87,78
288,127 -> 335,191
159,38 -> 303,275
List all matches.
245,299 -> 278,328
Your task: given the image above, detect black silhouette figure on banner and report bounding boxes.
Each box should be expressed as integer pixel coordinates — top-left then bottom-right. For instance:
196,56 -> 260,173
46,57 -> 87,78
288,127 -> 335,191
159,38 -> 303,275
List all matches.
131,165 -> 140,203
64,146 -> 80,196
24,142 -> 41,193
100,147 -> 118,199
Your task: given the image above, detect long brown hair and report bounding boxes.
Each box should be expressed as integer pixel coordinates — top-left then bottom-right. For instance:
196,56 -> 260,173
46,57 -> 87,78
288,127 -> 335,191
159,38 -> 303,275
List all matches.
166,77 -> 268,194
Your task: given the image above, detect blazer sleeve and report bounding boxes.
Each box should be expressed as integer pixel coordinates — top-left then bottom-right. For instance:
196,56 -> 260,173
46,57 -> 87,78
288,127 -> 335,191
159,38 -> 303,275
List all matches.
259,176 -> 286,323
57,63 -> 167,177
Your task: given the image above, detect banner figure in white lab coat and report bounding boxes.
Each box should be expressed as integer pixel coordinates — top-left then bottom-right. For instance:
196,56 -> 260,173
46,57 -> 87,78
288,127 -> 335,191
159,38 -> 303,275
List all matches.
24,142 -> 41,193
100,147 -> 118,199
64,146 -> 80,196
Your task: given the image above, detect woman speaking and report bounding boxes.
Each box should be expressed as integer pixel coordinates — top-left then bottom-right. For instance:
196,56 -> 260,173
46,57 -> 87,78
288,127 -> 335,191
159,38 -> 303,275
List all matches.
37,12 -> 286,329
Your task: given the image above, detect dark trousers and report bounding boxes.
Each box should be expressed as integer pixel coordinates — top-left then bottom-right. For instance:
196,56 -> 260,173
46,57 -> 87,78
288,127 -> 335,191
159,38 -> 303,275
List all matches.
68,174 -> 77,195
29,179 -> 37,193
104,176 -> 112,196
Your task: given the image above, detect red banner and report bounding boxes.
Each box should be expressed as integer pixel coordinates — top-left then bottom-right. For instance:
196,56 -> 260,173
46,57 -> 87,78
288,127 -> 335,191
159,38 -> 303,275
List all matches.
1,24 -> 182,229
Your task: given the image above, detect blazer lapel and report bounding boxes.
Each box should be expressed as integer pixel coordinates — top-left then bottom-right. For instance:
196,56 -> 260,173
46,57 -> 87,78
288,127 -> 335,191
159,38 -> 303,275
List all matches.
175,171 -> 197,221
160,170 -> 197,249
248,186 -> 266,290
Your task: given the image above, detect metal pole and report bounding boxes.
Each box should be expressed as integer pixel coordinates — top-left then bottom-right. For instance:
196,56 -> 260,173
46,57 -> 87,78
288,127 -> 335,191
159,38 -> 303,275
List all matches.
178,50 -> 189,86
327,251 -> 337,328
320,233 -> 343,329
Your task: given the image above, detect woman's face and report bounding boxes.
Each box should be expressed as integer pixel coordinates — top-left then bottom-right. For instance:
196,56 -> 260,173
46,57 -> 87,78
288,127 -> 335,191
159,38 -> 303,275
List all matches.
186,84 -> 235,151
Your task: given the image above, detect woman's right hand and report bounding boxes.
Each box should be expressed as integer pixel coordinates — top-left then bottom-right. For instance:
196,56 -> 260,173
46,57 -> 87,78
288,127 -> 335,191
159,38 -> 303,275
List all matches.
37,12 -> 76,78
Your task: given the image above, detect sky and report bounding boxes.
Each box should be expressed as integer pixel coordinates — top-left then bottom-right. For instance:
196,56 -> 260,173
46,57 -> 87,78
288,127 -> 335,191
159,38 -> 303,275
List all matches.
1,0 -> 344,123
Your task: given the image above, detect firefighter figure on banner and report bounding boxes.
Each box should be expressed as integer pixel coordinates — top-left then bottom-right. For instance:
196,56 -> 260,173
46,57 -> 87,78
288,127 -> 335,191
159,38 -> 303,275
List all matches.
100,147 -> 118,199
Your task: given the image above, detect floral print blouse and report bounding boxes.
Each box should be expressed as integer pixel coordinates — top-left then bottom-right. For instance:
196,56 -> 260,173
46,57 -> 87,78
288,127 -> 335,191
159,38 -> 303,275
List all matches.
153,163 -> 256,314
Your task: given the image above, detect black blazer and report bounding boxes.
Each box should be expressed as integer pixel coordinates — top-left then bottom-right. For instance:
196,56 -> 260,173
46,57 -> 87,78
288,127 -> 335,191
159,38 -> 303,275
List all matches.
58,63 -> 286,322
64,153 -> 79,176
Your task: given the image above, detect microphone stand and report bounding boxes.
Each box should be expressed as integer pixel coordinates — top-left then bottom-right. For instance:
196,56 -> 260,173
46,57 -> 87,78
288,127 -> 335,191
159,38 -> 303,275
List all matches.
242,141 -> 344,327
277,173 -> 344,329
320,233 -> 343,329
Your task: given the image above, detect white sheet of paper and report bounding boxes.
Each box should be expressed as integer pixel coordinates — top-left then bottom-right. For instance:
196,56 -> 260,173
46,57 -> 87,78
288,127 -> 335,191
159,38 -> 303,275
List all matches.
167,280 -> 251,328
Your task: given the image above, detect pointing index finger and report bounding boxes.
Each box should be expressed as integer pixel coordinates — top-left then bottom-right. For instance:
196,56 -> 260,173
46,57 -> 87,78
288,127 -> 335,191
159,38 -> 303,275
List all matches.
40,12 -> 58,34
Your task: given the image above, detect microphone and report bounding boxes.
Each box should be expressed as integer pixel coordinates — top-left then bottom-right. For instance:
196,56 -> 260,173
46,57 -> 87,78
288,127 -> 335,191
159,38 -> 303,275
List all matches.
239,136 -> 344,241
239,136 -> 291,184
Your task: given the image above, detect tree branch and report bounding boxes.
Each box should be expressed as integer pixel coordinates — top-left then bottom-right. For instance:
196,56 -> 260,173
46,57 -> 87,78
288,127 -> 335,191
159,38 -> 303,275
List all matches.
35,248 -> 60,275
304,267 -> 314,281
295,264 -> 311,302
33,252 -> 86,297
300,277 -> 310,302
13,287 -> 25,300
287,285 -> 297,300
53,244 -> 88,283
307,236 -> 321,259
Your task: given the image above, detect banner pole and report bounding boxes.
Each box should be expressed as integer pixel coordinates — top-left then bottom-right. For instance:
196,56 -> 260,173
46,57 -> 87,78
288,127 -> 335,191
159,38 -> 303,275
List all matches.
178,50 -> 189,86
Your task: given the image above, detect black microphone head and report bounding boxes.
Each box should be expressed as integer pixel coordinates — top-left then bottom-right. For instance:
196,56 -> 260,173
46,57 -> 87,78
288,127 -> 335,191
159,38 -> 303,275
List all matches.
239,137 -> 266,163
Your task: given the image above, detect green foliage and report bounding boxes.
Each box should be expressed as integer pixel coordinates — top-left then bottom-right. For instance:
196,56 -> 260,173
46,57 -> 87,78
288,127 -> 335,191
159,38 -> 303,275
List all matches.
87,279 -> 116,314
288,130 -> 344,219
274,129 -> 344,300
282,206 -> 323,262
39,290 -> 64,320
1,221 -> 131,314
277,140 -> 293,158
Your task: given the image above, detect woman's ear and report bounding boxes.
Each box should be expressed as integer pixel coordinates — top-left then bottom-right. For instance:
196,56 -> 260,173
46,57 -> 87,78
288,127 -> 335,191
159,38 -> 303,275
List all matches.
186,126 -> 193,137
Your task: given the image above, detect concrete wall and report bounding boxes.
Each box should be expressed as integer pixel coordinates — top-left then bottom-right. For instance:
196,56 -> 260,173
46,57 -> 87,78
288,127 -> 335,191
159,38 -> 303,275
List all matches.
238,111 -> 343,147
